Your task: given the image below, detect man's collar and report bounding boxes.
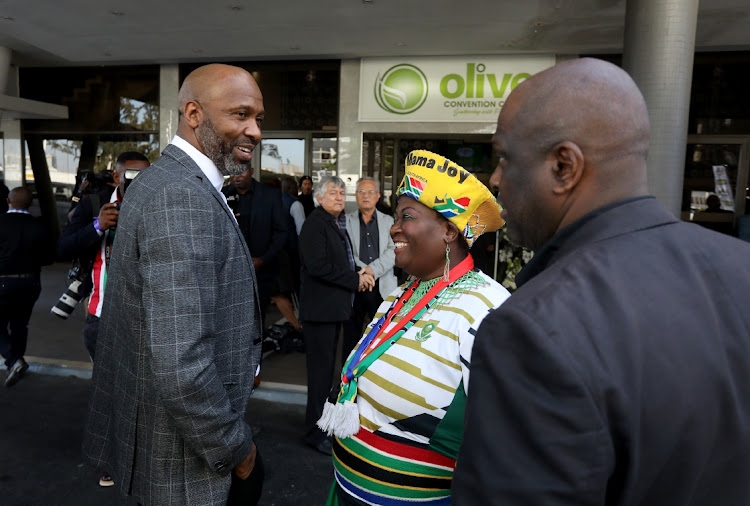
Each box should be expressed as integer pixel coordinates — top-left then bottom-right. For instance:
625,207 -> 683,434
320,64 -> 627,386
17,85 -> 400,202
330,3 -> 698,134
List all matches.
171,135 -> 224,193
7,208 -> 30,214
516,196 -> 673,287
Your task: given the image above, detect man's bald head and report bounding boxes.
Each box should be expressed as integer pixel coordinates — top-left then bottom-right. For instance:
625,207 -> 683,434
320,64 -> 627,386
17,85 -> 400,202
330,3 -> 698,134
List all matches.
176,63 -> 265,176
8,187 -> 33,210
178,64 -> 260,117
490,58 -> 652,250
504,58 -> 650,182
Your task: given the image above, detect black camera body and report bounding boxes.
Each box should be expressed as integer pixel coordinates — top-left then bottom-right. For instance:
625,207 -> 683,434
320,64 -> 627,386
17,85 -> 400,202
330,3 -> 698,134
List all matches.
69,170 -> 114,207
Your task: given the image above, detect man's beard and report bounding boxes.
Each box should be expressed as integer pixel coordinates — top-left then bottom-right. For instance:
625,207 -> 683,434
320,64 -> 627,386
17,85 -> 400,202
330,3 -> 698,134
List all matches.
195,116 -> 251,176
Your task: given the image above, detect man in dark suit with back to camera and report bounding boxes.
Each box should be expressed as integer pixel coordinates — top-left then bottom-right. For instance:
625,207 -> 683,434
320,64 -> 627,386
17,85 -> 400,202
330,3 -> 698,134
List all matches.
0,187 -> 54,387
453,58 -> 750,505
82,64 -> 265,506
222,165 -> 287,327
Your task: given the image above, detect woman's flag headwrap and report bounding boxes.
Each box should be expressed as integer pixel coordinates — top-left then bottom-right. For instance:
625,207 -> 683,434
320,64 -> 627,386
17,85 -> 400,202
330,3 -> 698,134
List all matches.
396,150 -> 504,246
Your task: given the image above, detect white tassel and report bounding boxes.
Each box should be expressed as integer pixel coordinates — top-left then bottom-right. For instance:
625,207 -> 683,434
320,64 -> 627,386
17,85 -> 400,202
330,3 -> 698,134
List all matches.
317,401 -> 337,435
333,400 -> 361,439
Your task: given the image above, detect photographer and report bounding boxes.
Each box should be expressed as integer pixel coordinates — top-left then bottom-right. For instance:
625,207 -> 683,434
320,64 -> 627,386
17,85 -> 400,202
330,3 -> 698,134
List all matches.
57,152 -> 149,361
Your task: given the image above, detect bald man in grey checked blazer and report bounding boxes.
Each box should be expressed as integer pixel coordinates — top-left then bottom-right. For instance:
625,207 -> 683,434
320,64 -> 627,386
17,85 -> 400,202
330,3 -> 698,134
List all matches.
82,64 -> 264,505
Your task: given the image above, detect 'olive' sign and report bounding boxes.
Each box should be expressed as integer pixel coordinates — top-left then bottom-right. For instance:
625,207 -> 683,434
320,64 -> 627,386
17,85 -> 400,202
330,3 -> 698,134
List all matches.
360,55 -> 555,122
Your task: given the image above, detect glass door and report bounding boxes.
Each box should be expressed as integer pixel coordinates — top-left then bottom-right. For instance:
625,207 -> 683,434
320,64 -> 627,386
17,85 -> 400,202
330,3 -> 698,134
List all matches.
254,132 -> 338,186
255,134 -> 306,185
683,135 -> 750,235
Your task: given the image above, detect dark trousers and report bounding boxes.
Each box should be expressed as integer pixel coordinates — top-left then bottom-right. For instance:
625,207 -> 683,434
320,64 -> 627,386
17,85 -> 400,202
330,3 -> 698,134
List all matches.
303,321 -> 343,445
0,276 -> 41,368
82,313 -> 100,361
342,285 -> 383,361
227,447 -> 265,506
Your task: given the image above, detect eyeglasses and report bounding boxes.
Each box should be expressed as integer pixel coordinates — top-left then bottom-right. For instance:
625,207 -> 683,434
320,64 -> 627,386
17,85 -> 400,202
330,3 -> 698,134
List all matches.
357,190 -> 378,196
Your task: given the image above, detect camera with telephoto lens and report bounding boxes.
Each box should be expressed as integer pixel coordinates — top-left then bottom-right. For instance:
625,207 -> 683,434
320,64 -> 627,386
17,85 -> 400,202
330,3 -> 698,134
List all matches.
50,261 -> 91,319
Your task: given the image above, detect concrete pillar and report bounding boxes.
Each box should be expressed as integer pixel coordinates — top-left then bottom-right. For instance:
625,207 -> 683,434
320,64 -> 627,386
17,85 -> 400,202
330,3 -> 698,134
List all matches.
337,59 -> 365,212
623,0 -> 699,216
159,64 -> 179,154
0,46 -> 11,94
0,54 -> 23,187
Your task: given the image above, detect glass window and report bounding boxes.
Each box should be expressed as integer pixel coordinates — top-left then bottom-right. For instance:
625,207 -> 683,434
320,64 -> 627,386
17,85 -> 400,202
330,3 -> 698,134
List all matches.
312,135 -> 337,181
258,138 -> 306,185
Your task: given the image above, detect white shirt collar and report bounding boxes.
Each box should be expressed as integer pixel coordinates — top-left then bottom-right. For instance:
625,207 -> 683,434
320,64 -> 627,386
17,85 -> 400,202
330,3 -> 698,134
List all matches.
171,135 -> 225,194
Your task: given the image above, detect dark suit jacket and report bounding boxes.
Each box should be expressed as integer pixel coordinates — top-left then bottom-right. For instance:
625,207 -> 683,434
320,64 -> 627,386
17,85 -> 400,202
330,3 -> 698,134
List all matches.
0,212 -> 54,275
454,197 -> 750,506
82,144 -> 262,506
298,206 -> 359,323
223,181 -> 287,283
57,187 -> 115,263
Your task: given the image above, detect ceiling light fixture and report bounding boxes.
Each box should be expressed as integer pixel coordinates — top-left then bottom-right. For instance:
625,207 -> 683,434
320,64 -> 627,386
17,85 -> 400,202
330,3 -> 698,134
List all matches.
362,0 -> 373,3
1,16 -> 14,21
111,10 -> 124,16
231,5 -> 242,10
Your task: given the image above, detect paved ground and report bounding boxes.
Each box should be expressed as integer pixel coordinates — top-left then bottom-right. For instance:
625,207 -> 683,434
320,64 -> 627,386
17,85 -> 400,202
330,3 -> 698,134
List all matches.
0,373 -> 333,506
26,262 -> 309,387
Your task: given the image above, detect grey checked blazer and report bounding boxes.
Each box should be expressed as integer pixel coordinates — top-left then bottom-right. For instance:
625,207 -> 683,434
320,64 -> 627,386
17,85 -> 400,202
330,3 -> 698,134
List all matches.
345,209 -> 397,300
82,144 -> 262,505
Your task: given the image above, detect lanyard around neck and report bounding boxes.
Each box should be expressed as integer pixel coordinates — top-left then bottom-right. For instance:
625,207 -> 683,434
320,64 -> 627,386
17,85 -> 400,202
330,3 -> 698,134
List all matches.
342,254 -> 475,384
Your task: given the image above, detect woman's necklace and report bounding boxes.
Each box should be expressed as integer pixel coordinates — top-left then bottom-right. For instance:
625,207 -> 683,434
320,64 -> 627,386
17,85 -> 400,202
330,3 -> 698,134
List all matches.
395,270 -> 488,318
395,277 -> 439,317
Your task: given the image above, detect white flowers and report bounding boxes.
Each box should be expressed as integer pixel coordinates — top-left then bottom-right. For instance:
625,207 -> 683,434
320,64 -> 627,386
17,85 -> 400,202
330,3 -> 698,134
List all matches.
496,227 -> 533,292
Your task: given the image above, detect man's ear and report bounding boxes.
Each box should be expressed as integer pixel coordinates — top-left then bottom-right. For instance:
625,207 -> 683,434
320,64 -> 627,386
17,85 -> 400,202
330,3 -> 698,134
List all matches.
182,100 -> 202,129
550,141 -> 584,195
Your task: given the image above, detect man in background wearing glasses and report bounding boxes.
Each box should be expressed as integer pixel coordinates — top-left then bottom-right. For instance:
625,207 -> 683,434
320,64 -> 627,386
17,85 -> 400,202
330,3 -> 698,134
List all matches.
342,176 -> 397,358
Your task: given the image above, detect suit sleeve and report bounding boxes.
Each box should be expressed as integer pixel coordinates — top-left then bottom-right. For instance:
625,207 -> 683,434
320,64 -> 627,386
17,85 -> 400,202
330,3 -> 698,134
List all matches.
57,198 -> 101,260
452,306 -> 612,505
300,217 -> 359,291
259,189 -> 288,266
138,187 -> 252,474
367,213 -> 395,280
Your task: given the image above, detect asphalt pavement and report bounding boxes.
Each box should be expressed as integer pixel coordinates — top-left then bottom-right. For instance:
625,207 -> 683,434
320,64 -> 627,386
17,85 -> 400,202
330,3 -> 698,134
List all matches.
0,373 -> 333,506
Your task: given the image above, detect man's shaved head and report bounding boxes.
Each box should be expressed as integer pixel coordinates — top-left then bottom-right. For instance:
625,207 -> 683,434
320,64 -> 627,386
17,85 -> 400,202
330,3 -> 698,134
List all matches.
178,64 -> 259,115
8,186 -> 33,210
507,57 -> 650,174
491,58 -> 652,250
176,64 -> 264,176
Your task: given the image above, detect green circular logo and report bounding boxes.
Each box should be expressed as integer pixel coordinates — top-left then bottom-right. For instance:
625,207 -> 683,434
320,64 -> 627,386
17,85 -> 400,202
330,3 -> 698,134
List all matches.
374,64 -> 428,114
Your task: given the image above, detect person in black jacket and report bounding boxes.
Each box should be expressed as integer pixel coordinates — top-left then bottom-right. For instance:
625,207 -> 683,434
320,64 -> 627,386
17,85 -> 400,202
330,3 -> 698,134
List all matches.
222,166 -> 288,326
453,57 -> 750,506
0,187 -> 54,387
298,175 -> 316,217
298,175 -> 373,454
57,152 -> 150,362
0,179 -> 9,214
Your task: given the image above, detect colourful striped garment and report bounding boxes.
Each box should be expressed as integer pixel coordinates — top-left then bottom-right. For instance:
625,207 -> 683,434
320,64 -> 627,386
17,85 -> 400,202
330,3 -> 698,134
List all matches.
331,270 -> 510,505
87,191 -> 119,317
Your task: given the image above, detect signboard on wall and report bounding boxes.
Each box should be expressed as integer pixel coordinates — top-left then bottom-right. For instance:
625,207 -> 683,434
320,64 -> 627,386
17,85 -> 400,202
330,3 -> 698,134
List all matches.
359,55 -> 555,122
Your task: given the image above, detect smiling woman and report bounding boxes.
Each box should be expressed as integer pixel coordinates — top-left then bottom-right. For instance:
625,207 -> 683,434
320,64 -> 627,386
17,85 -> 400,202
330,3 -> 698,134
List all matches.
317,150 -> 511,506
